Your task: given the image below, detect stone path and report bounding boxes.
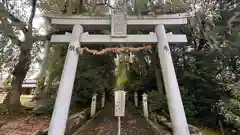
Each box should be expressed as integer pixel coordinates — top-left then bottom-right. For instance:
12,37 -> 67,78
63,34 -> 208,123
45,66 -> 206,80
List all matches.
77,102 -> 158,135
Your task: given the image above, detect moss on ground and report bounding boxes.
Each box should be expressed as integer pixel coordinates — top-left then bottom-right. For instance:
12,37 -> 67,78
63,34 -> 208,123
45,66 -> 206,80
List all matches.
200,129 -> 221,135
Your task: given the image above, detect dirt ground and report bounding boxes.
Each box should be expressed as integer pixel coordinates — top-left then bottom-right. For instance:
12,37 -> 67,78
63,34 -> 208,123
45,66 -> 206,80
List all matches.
0,92 -> 47,135
0,115 -> 50,135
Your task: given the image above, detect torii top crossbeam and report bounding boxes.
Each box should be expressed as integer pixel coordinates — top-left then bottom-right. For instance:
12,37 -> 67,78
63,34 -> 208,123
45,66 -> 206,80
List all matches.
45,12 -> 189,26
46,12 -> 191,45
44,1 -> 193,45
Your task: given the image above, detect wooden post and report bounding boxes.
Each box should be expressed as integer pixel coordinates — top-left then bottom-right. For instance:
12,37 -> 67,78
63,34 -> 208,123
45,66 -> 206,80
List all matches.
155,24 -> 190,135
101,91 -> 105,108
90,93 -> 97,117
134,92 -> 138,108
142,93 -> 148,118
48,25 -> 83,135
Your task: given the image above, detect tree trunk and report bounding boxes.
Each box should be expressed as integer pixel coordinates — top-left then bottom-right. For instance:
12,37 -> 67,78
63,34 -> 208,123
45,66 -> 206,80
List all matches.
44,71 -> 54,96
8,47 -> 31,112
41,46 -> 62,98
7,0 -> 37,112
67,0 -> 72,15
151,51 -> 164,95
77,0 -> 84,14
35,41 -> 51,97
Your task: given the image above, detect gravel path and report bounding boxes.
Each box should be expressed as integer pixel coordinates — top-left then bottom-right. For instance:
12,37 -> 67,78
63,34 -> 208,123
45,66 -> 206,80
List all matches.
78,102 -> 157,135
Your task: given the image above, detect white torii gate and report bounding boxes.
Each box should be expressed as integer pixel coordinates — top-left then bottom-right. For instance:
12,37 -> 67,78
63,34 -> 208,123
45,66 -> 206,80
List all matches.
47,1 -> 191,135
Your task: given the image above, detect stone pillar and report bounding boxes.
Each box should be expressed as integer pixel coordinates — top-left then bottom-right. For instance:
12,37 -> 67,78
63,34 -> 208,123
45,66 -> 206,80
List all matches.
101,91 -> 105,108
91,93 -> 97,117
155,24 -> 190,135
142,93 -> 148,118
134,92 -> 138,108
48,25 -> 83,135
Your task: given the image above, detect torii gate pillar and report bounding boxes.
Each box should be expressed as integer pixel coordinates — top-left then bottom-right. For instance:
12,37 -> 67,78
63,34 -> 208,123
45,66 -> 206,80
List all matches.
155,24 -> 190,135
48,25 -> 83,135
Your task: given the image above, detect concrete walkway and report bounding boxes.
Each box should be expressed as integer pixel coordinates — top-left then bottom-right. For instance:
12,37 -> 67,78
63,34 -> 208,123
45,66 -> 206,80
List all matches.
77,102 -> 158,135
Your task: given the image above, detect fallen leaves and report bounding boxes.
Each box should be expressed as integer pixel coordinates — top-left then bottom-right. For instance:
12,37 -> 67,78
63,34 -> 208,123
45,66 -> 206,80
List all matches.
0,115 -> 50,135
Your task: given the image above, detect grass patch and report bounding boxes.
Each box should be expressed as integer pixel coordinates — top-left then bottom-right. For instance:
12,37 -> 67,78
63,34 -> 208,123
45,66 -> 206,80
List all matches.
0,93 -> 7,103
1,93 -> 36,108
20,95 -> 36,108
200,128 -> 221,135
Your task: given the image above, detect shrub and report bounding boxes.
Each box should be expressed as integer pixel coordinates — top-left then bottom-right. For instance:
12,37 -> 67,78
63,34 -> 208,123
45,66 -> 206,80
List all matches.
147,91 -> 167,113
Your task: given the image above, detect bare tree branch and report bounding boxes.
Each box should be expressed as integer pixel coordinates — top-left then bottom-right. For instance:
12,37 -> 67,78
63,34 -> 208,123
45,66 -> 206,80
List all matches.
228,12 -> 240,29
0,2 -> 27,32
